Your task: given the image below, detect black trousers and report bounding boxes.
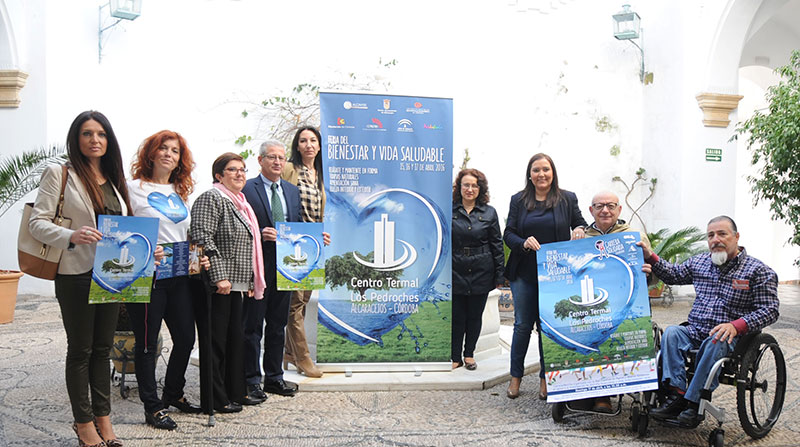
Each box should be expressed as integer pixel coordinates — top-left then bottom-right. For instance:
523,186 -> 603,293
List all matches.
451,293 -> 489,363
195,290 -> 246,408
242,282 -> 290,385
55,271 -> 119,423
126,276 -> 196,414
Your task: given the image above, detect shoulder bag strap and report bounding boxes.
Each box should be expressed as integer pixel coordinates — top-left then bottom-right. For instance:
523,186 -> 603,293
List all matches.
53,165 -> 68,225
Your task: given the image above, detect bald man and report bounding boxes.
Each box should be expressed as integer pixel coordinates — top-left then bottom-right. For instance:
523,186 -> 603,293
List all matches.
585,191 -> 650,248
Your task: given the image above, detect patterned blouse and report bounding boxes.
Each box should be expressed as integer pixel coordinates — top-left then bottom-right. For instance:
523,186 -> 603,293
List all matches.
296,166 -> 322,223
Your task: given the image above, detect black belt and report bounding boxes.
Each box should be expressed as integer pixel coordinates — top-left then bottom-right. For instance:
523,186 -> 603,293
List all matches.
456,245 -> 490,256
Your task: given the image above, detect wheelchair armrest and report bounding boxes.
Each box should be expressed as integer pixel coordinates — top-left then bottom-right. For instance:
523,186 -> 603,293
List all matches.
731,329 -> 762,360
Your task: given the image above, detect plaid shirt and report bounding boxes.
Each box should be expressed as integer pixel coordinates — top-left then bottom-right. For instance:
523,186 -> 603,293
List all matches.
652,247 -> 779,342
295,166 -> 322,223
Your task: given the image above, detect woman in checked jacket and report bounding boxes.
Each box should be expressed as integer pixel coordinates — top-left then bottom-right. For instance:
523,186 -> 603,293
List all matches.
190,152 -> 266,413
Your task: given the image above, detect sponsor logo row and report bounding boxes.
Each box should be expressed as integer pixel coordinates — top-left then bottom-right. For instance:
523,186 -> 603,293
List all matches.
328,117 -> 443,132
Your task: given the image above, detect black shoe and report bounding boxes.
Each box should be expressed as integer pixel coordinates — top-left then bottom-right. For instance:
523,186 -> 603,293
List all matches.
163,396 -> 202,414
214,402 -> 243,413
650,393 -> 687,420
237,394 -> 265,406
676,407 -> 705,428
263,379 -> 297,396
144,409 -> 177,430
246,384 -> 268,401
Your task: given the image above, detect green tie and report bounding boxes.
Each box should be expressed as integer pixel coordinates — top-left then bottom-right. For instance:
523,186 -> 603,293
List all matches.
270,182 -> 285,222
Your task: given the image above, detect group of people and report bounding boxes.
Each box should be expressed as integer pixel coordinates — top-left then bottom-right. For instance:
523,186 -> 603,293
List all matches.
450,153 -> 780,428
28,111 -> 328,446
29,110 -> 781,446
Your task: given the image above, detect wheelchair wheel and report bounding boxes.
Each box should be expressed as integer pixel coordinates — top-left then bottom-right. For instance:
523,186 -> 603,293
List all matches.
736,333 -> 786,439
708,428 -> 724,447
552,402 -> 566,423
637,411 -> 648,437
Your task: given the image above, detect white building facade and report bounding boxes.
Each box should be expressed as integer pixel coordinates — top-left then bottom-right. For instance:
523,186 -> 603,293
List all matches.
2,0 -> 798,295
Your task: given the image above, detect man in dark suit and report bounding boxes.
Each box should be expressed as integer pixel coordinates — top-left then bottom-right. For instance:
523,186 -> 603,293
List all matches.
242,141 -> 302,398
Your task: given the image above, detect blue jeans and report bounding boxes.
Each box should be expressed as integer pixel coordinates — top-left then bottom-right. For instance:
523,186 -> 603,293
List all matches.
509,277 -> 544,379
660,325 -> 736,403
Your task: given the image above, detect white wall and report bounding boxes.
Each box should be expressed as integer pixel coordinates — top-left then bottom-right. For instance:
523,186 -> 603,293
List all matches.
2,0 -> 799,294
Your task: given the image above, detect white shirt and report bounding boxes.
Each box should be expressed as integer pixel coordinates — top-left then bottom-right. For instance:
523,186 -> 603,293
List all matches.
127,179 -> 190,244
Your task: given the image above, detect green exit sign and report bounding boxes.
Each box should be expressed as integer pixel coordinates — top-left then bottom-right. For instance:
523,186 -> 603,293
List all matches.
706,148 -> 722,162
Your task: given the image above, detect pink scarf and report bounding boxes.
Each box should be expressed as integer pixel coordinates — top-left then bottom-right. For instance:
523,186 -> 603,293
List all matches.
213,183 -> 266,300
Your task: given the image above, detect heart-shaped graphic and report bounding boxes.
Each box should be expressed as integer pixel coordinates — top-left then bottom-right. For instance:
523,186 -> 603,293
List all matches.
276,233 -> 321,282
539,253 -> 643,356
147,192 -> 188,224
92,232 -> 153,294
318,188 -> 450,346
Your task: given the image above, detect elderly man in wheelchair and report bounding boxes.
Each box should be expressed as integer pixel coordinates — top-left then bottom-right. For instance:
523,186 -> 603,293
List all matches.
639,215 -> 780,430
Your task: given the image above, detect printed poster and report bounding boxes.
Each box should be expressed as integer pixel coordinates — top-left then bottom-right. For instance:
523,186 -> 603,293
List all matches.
318,92 -> 453,364
155,241 -> 203,280
276,222 -> 325,290
537,232 -> 658,402
89,215 -> 159,304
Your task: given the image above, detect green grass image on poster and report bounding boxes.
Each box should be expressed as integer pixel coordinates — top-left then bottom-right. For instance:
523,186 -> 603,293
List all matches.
317,300 -> 451,363
277,268 -> 325,291
542,316 -> 655,373
88,276 -> 153,304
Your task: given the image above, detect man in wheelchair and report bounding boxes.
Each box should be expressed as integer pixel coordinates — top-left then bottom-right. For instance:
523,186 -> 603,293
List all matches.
639,216 -> 779,428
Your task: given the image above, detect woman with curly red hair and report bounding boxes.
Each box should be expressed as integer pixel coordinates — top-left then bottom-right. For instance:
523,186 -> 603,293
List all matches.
126,130 -> 204,430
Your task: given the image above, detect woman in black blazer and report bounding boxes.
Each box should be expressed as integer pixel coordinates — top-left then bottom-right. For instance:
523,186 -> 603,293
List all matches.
503,153 -> 587,399
450,169 -> 504,371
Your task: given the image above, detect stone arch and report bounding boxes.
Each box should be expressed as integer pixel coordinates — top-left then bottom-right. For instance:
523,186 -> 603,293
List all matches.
0,0 -> 23,69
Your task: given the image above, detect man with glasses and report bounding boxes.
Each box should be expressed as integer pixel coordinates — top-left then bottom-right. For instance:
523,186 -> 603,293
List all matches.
584,191 -> 649,246
577,191 -> 651,412
242,141 -> 302,399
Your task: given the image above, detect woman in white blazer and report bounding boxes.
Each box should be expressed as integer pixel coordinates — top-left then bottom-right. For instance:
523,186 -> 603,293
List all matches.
29,111 -> 131,447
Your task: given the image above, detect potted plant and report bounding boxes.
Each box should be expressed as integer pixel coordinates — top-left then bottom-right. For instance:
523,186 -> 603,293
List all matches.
646,226 -> 706,297
0,146 -> 66,324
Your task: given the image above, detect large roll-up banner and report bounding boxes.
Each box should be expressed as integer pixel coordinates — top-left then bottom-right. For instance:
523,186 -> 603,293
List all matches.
318,92 -> 453,368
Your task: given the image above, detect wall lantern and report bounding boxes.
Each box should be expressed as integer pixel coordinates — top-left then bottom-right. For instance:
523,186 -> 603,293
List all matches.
612,4 -> 649,84
98,0 -> 142,63
612,4 -> 640,40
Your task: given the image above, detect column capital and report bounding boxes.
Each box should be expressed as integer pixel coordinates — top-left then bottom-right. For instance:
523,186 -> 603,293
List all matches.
0,70 -> 29,108
695,92 -> 744,128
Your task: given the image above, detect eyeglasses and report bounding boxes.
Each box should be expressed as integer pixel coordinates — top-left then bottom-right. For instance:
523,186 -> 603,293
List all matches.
224,167 -> 248,175
264,154 -> 286,162
461,184 -> 479,190
591,202 -> 618,211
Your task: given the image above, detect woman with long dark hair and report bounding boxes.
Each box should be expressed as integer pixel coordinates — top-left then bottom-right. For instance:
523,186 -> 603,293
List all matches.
126,130 -> 205,430
29,110 -> 131,447
451,168 -> 504,371
504,153 -> 586,400
280,126 -> 326,378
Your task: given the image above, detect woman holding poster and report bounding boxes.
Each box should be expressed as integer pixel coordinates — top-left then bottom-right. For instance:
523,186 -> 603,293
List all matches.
503,153 -> 586,399
126,130 -> 205,430
281,126 -> 325,378
191,153 -> 266,413
450,169 -> 504,371
28,110 -> 131,447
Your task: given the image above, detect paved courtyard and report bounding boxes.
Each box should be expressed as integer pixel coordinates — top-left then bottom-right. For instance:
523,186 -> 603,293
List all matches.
1,286 -> 797,446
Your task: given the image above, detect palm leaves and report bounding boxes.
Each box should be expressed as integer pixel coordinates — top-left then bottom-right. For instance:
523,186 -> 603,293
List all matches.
646,226 -> 706,291
0,145 -> 67,218
647,226 -> 706,264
